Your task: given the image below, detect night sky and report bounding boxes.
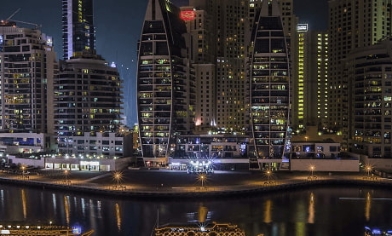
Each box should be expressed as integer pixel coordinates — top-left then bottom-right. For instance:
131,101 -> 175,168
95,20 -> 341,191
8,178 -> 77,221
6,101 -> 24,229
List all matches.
0,0 -> 328,127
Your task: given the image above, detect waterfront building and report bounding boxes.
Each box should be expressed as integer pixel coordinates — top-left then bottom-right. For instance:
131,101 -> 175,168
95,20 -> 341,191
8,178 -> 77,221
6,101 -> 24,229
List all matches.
137,0 -> 195,165
136,0 -> 298,170
346,38 -> 392,165
248,0 -> 291,169
62,0 -> 95,60
55,52 -> 123,156
0,20 -> 57,136
328,0 -> 392,147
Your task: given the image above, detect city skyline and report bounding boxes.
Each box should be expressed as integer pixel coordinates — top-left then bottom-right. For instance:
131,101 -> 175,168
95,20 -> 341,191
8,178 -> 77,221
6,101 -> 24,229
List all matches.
0,0 -> 328,127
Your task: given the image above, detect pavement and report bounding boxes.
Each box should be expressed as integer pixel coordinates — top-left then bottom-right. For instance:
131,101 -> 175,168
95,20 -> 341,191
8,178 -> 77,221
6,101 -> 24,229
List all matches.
0,168 -> 390,198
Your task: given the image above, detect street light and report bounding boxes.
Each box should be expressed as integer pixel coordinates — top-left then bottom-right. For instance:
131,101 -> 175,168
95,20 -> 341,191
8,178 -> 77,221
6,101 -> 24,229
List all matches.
198,174 -> 206,188
113,171 -> 123,189
21,166 -> 25,180
266,170 -> 271,182
366,165 -> 371,177
310,165 -> 314,177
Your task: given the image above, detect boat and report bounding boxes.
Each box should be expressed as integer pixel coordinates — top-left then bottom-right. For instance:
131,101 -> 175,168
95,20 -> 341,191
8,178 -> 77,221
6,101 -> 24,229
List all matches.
154,222 -> 245,236
0,224 -> 94,236
365,226 -> 392,236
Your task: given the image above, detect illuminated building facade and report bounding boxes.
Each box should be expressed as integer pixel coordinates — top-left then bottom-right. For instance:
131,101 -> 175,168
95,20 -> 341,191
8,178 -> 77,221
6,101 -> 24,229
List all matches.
62,0 -> 95,60
292,24 -> 328,131
347,38 -> 392,159
137,0 -> 195,163
181,4 -> 216,131
137,0 -> 297,169
0,21 -> 57,134
328,0 -> 392,145
248,0 -> 291,167
55,52 -> 122,156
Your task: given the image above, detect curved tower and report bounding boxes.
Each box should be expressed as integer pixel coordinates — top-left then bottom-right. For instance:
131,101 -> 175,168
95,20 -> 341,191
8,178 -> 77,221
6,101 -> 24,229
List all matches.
248,0 -> 291,167
137,0 -> 194,165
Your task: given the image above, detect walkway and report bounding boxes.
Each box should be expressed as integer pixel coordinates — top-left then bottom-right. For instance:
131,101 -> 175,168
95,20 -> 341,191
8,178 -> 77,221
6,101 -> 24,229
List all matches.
0,169 -> 390,199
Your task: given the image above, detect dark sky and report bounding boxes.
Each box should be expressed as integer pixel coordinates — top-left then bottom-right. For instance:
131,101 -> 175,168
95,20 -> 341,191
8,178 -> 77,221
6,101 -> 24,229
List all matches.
0,0 -> 328,126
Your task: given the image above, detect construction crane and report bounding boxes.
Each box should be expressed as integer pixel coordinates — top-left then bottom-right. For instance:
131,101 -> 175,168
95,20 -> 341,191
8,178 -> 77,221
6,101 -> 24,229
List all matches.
5,8 -> 41,29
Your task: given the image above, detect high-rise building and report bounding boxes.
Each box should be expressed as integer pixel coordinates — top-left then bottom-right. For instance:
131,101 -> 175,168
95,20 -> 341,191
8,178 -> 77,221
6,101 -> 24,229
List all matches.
62,0 -> 95,60
0,21 -> 57,134
181,4 -> 217,131
328,0 -> 392,146
55,52 -> 122,155
292,24 -> 328,131
136,0 -> 195,163
248,0 -> 291,167
136,0 -> 296,168
347,38 -> 392,159
58,0 -> 125,158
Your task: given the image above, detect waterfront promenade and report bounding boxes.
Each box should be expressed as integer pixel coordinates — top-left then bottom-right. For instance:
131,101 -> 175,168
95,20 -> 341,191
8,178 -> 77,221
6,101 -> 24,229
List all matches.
0,168 -> 391,199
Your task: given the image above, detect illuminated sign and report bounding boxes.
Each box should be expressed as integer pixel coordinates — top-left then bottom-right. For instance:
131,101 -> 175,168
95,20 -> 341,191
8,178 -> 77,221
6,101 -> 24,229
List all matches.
180,10 -> 196,21
297,24 -> 308,32
80,161 -> 99,166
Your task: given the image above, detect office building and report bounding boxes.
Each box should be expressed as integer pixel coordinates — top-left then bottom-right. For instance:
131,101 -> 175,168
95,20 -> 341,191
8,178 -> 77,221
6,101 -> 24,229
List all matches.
62,0 -> 95,60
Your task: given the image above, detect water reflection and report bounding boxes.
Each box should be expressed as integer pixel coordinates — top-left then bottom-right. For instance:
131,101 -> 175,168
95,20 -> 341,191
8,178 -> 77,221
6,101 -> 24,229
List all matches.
0,185 -> 392,236
307,192 -> 314,224
115,203 -> 121,231
365,191 -> 371,221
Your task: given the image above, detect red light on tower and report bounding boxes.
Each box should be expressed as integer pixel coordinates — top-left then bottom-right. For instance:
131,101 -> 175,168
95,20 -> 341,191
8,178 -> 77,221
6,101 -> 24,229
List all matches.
180,10 -> 195,21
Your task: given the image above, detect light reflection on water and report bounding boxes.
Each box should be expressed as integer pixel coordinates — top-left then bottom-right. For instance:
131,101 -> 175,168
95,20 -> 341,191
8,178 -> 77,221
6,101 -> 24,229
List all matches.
0,185 -> 391,236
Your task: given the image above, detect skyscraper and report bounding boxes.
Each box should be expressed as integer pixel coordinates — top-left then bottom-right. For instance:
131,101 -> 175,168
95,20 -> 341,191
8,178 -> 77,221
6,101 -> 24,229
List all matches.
0,20 -> 57,133
136,0 -> 296,169
248,0 -> 291,167
62,0 -> 95,60
55,52 -> 123,155
328,0 -> 392,148
137,0 -> 195,163
292,25 -> 328,130
347,38 -> 392,159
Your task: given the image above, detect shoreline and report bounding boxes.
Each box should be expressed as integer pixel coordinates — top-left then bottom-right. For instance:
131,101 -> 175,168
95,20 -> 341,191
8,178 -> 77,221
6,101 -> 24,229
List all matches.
1,171 -> 391,199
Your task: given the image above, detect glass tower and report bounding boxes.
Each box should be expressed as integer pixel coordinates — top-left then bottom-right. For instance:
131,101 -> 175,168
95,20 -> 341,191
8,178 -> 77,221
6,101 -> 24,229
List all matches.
137,0 -> 195,163
62,0 -> 95,60
248,0 -> 291,166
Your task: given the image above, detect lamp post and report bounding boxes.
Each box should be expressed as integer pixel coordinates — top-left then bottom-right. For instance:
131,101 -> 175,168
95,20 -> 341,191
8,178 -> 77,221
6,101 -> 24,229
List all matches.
113,171 -> 122,189
197,174 -> 206,188
22,166 -> 25,179
310,166 -> 314,177
367,166 -> 371,177
266,170 -> 271,182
